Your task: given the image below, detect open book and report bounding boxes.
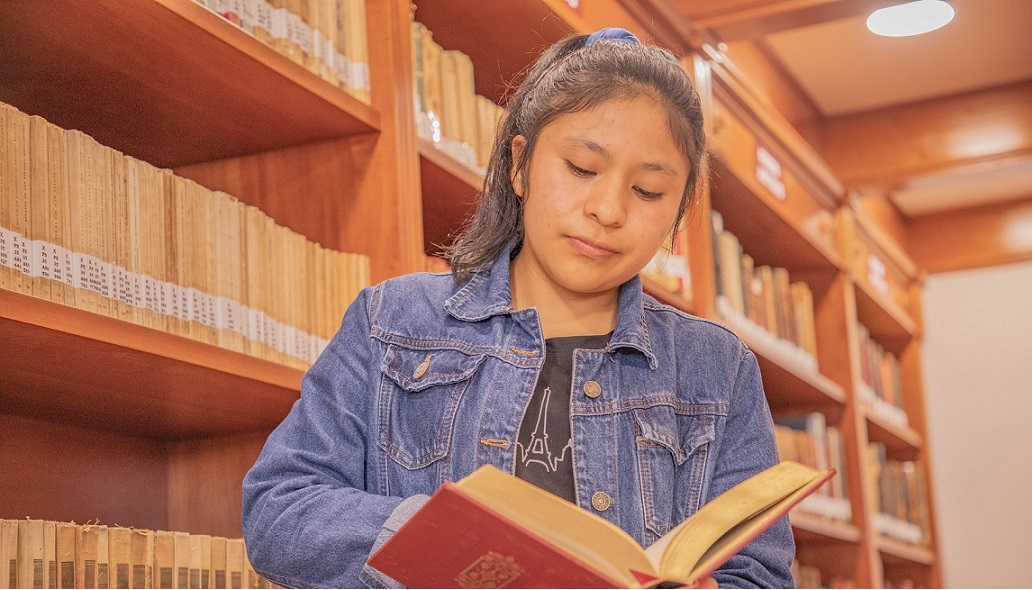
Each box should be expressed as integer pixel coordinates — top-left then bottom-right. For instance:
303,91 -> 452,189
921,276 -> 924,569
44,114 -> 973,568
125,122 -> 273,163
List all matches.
368,461 -> 834,588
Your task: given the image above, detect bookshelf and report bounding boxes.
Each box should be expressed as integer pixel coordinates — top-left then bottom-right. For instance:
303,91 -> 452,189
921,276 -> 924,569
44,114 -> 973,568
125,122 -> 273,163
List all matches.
0,0 -> 940,587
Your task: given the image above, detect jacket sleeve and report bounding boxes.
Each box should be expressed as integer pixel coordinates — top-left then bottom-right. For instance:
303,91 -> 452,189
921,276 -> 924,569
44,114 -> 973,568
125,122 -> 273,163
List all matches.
708,347 -> 797,589
241,286 -> 428,589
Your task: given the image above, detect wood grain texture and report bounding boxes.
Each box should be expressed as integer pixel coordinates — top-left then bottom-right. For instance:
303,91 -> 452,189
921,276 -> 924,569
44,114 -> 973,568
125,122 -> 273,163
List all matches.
0,0 -> 379,170
0,289 -> 301,439
905,195 -> 1032,273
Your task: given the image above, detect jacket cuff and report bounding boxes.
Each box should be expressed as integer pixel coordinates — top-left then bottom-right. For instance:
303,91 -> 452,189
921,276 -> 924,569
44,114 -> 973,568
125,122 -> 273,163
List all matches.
360,494 -> 431,588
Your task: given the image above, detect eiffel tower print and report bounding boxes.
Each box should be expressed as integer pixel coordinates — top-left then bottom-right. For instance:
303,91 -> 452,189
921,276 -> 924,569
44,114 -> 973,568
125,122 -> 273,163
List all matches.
517,386 -> 571,472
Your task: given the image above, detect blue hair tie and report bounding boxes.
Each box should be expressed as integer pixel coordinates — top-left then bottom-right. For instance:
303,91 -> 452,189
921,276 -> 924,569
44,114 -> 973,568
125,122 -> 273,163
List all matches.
584,27 -> 640,47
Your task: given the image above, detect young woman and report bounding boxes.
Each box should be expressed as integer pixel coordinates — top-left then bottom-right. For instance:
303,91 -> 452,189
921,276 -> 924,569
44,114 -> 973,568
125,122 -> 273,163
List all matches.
242,28 -> 795,588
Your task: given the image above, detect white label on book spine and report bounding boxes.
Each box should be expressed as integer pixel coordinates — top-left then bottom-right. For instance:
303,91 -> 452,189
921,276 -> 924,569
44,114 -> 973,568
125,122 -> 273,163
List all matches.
756,145 -> 786,201
10,231 -> 29,274
72,252 -> 86,289
32,240 -> 50,278
253,0 -> 273,34
61,248 -> 75,288
98,260 -> 113,300
271,7 -> 287,41
0,227 -> 11,268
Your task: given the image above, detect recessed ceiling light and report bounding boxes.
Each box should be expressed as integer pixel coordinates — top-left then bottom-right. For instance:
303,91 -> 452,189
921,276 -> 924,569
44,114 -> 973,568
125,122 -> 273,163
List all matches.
867,0 -> 955,37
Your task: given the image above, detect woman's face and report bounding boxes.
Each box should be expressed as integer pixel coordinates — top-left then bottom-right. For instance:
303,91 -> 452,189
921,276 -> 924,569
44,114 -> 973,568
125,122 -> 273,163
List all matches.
512,94 -> 691,300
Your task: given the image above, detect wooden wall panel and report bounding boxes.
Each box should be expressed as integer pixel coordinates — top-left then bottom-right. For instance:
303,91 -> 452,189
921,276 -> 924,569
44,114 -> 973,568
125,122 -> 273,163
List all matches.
822,80 -> 1032,190
906,196 -> 1032,273
0,414 -> 168,530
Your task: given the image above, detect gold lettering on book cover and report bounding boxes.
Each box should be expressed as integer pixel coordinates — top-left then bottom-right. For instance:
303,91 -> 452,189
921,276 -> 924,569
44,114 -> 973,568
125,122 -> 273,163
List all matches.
455,551 -> 525,589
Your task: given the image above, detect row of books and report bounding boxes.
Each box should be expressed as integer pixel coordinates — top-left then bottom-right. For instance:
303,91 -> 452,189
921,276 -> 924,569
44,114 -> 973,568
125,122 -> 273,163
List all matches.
411,21 -> 505,171
193,0 -> 371,103
856,323 -> 909,428
712,210 -> 819,373
0,102 -> 369,370
0,519 -> 275,589
775,413 -> 852,523
867,443 -> 932,546
792,560 -> 856,589
643,225 -> 693,299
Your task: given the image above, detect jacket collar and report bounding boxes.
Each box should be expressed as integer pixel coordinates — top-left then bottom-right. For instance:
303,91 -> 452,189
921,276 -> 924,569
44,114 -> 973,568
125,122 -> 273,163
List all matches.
443,242 -> 658,369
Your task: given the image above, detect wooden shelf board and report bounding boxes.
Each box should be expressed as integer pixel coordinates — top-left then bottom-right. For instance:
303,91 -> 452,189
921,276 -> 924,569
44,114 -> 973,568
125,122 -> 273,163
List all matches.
865,410 -> 923,459
710,158 -> 841,275
853,279 -> 918,346
413,0 -> 576,105
790,510 -> 862,544
878,536 -> 936,566
0,290 -> 302,440
419,137 -> 483,253
0,0 -> 379,169
736,327 -> 847,418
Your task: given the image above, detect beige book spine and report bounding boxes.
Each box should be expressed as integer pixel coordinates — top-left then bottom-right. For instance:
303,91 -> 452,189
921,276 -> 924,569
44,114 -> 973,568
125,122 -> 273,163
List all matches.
200,535 -> 213,590
47,122 -> 70,306
238,203 -> 253,358
243,205 -> 263,360
42,521 -> 56,590
152,530 -> 174,590
438,50 -> 461,143
1,519 -> 18,589
173,531 -> 190,590
214,192 -> 243,353
420,28 -> 444,121
305,238 -> 318,364
225,538 -> 244,590
65,130 -> 89,311
195,181 -> 218,345
352,0 -> 369,103
1,103 -> 12,292
29,115 -> 51,301
344,0 -> 363,99
55,523 -> 76,585
188,534 -> 201,589
9,107 -> 32,295
165,173 -> 184,338
75,524 -> 97,590
107,527 -> 130,590
210,537 -> 227,590
455,52 -> 478,150
111,149 -> 132,323
94,138 -> 114,317
299,0 -> 320,76
140,164 -> 165,331
95,526 -> 109,590
265,215 -> 283,365
125,157 -> 144,326
17,519 -> 45,589
128,529 -> 153,589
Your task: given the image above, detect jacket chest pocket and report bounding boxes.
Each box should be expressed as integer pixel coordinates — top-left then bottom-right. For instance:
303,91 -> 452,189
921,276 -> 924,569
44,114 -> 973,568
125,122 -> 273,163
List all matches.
377,344 -> 486,470
633,407 -> 716,542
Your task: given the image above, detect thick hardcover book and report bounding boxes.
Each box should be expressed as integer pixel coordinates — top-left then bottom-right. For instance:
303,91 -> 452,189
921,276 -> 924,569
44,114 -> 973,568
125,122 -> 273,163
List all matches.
369,461 -> 834,588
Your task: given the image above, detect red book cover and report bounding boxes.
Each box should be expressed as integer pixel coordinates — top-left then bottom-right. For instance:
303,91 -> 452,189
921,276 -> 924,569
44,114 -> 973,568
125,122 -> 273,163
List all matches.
368,483 -> 621,588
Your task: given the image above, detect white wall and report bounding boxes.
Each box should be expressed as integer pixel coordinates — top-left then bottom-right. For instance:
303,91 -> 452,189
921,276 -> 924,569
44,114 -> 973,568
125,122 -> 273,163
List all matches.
921,260 -> 1032,588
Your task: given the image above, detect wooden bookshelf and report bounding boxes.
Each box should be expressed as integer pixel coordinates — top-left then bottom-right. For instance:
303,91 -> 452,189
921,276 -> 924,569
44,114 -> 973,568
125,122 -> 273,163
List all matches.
0,0 -> 379,170
0,0 -> 942,584
0,290 -> 302,439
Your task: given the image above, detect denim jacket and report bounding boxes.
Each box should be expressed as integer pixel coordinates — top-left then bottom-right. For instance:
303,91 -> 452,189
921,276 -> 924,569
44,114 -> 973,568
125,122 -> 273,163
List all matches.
242,247 -> 796,589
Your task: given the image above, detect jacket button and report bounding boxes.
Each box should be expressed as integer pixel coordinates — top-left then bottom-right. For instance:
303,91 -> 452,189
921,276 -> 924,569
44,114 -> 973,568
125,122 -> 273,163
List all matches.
591,491 -> 611,511
413,356 -> 432,380
583,381 -> 602,398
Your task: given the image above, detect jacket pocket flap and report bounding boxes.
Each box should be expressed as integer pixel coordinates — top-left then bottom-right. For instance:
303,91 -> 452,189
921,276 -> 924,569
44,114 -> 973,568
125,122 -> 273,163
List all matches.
381,345 -> 485,392
635,408 -> 716,466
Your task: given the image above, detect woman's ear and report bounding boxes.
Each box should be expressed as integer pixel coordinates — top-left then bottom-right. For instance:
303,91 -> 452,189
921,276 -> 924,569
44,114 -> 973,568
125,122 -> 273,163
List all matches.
510,135 -> 527,197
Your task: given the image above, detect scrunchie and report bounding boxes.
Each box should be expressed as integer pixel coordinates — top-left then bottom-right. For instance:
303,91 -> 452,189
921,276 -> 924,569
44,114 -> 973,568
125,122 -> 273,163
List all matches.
584,27 -> 640,47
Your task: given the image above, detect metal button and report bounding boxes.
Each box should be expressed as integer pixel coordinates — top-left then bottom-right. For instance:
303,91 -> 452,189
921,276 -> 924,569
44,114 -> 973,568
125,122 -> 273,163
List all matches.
413,355 -> 432,380
591,491 -> 611,512
583,380 -> 602,399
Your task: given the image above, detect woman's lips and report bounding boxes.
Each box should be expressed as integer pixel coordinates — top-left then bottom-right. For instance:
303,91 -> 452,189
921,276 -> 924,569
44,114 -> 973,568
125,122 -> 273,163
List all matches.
567,236 -> 618,259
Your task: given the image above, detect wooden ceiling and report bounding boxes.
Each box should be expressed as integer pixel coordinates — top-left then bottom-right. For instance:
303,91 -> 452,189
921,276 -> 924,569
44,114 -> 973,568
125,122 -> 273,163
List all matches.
633,0 -> 1032,272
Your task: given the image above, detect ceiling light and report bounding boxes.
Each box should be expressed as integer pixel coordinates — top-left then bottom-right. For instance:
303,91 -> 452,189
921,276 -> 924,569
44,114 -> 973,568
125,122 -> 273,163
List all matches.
867,0 -> 955,37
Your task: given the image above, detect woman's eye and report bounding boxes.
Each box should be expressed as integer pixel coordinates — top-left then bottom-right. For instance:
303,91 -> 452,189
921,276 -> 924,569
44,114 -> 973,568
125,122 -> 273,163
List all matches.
565,161 -> 594,177
635,187 -> 663,200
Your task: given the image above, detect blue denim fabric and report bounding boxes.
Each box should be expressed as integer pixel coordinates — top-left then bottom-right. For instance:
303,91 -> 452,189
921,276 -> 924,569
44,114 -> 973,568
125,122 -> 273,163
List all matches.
242,247 -> 796,588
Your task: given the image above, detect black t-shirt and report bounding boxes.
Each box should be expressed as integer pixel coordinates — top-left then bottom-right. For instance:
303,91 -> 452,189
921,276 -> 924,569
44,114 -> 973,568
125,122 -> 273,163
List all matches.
514,333 -> 611,503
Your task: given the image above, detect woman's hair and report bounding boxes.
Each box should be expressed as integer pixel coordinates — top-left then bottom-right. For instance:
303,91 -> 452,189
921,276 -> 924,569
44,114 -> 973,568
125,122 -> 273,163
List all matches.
444,33 -> 707,281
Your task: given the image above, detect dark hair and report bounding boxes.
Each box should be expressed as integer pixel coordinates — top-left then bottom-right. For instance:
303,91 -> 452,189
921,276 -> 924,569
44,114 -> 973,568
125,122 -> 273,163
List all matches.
445,34 -> 707,281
